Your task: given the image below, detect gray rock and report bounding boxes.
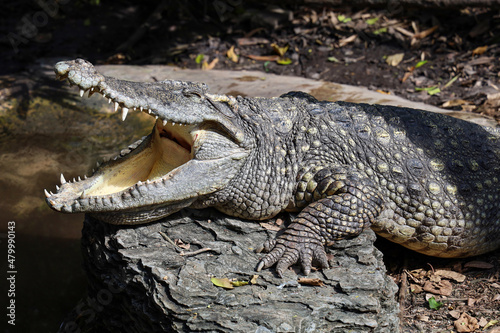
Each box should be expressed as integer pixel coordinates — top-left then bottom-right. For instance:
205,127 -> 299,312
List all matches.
58,209 -> 399,333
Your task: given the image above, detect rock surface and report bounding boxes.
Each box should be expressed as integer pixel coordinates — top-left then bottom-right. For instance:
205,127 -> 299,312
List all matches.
59,209 -> 399,333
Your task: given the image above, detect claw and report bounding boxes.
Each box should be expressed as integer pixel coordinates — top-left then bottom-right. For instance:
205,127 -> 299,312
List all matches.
256,232 -> 327,277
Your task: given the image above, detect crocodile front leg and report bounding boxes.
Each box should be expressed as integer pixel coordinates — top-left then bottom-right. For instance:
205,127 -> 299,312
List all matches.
257,166 -> 384,277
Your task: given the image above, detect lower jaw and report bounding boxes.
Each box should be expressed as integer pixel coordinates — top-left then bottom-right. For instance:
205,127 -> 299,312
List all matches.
89,197 -> 196,225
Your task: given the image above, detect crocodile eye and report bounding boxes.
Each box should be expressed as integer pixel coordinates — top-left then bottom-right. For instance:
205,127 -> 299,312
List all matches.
182,88 -> 202,99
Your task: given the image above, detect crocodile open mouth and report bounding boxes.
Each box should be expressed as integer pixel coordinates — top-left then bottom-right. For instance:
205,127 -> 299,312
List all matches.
82,119 -> 197,197
45,77 -> 206,211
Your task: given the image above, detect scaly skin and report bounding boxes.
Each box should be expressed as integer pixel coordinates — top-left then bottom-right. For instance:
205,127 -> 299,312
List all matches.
46,59 -> 500,277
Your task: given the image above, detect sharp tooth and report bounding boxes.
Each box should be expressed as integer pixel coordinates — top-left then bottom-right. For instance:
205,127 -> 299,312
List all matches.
155,116 -> 158,120
60,173 -> 67,184
108,98 -> 112,104
77,176 -> 82,181
96,161 -> 101,167
140,106 -> 143,111
114,101 -> 119,112
44,189 -> 51,198
163,119 -> 168,126
84,175 -> 88,179
133,107 -> 137,111
72,178 -> 76,183
148,109 -> 152,114
79,89 -> 85,97
56,185 -> 60,190
122,107 -> 129,121
172,122 -> 176,126
90,87 -> 94,91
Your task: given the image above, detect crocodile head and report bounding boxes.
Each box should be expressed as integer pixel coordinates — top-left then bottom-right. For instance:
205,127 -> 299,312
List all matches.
45,59 -> 249,224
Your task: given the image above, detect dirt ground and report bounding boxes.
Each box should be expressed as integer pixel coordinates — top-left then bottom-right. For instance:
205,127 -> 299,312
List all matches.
1,1 -> 499,332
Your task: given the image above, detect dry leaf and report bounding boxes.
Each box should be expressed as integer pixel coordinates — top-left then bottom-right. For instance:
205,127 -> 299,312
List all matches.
484,320 -> 500,330
409,269 -> 426,279
259,222 -> 281,231
271,43 -> 289,57
468,298 -> 476,306
442,99 -> 470,108
478,317 -> 489,327
435,269 -> 466,283
401,71 -> 412,82
174,239 -> 191,250
298,278 -> 325,286
386,53 -> 404,66
461,105 -> 477,112
414,25 -> 438,39
464,261 -> 494,269
467,56 -> 494,66
493,294 -> 500,301
338,34 -> 357,47
376,89 -> 391,95
449,310 -> 461,319
236,37 -> 270,46
429,274 -> 442,283
410,284 -> 423,293
231,280 -> 249,287
417,314 -> 429,321
423,280 -> 453,296
226,46 -> 239,63
395,26 -> 414,37
491,283 -> 500,289
246,54 -> 280,62
211,277 -> 234,289
488,92 -> 500,101
472,45 -> 488,56
454,313 -> 479,332
202,58 -> 219,70
250,275 -> 259,284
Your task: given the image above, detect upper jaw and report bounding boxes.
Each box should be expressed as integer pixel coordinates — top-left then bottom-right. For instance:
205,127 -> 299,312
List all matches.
54,58 -> 205,125
54,59 -> 244,143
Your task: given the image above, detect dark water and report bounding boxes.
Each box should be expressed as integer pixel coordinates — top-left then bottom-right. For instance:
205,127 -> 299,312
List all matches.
0,141 -> 87,332
0,92 -> 153,332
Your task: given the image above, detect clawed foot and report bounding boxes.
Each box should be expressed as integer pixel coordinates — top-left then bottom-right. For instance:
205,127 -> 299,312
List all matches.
256,230 -> 329,277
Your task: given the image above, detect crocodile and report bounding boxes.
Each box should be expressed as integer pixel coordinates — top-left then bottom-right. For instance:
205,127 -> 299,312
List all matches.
46,59 -> 500,277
